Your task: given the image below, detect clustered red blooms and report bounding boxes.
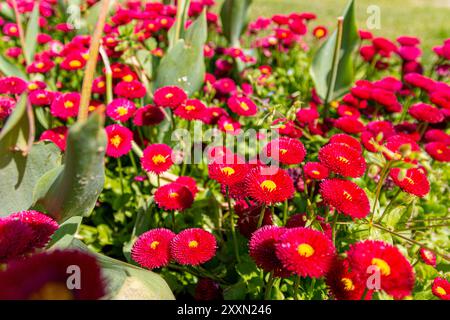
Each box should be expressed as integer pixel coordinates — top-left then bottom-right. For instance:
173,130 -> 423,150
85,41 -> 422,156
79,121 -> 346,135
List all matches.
132,228 -> 217,268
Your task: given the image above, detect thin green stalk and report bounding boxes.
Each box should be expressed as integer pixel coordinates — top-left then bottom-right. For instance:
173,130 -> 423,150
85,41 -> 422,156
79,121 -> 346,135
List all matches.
117,157 -> 124,195
226,187 -> 240,263
377,188 -> 402,223
283,200 -> 288,225
331,213 -> 339,244
293,276 -> 301,300
257,205 -> 267,229
264,272 -> 275,300
371,160 -> 393,222
323,17 -> 344,118
128,151 -> 138,174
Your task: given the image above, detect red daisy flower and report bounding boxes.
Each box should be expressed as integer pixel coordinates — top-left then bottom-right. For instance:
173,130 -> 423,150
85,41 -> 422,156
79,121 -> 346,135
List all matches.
425,129 -> 450,144
106,98 -> 136,122
50,92 -> 80,120
0,218 -> 34,263
347,240 -> 414,299
326,258 -> 373,300
0,96 -> 16,120
320,179 -> 370,219
227,95 -> 258,116
313,26 -> 327,39
408,103 -> 444,123
92,76 -> 106,94
262,137 -> 306,165
2,23 -> 19,37
318,143 -> 366,178
272,118 -> 303,139
27,58 -> 55,74
0,250 -> 105,300
174,99 -> 206,120
249,226 -> 291,277
275,227 -> 336,278
296,108 -> 319,124
170,228 -> 217,266
0,76 -> 27,95
217,117 -> 241,135
141,144 -> 174,174
8,210 -> 59,249
195,278 -> 223,301
154,86 -> 187,109
131,228 -> 175,269
425,142 -> 450,162
389,167 -> 430,197
328,134 -> 363,154
432,277 -> 450,300
133,104 -> 165,126
154,183 -> 194,211
383,135 -> 420,161
303,162 -> 329,180
40,126 -> 68,151
337,105 -> 360,118
29,89 -> 54,106
175,176 -> 199,198
208,161 -> 248,186
60,53 -> 86,71
114,80 -> 146,99
105,124 -> 133,158
334,117 -> 365,134
419,248 -> 436,267
245,167 -> 295,205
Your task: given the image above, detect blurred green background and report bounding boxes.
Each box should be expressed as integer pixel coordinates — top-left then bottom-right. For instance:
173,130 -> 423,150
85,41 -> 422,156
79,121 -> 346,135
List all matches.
223,0 -> 450,64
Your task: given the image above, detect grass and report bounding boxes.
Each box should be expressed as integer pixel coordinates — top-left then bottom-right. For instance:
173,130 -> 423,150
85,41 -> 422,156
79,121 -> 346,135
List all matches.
248,0 -> 450,65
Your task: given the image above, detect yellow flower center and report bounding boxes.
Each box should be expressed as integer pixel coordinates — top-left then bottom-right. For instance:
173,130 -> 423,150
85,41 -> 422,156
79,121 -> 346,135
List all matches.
343,190 -> 353,201
10,26 -> 18,33
169,192 -> 179,198
122,74 -> 133,82
29,282 -> 74,300
188,240 -> 199,248
69,60 -> 82,68
260,180 -> 277,192
437,149 -> 443,154
344,111 -> 353,116
223,123 -> 234,132
280,149 -> 288,155
341,277 -> 355,291
98,81 -> 105,88
315,29 -> 325,38
160,18 -> 168,25
185,105 -> 196,111
28,83 -> 38,90
371,258 -> 391,276
221,167 -> 235,176
312,170 -> 320,176
116,106 -> 128,116
110,135 -> 122,147
404,177 -> 415,185
37,93 -> 46,99
150,241 -> 159,249
297,243 -> 314,257
436,286 -> 447,296
64,100 -> 74,108
152,154 -> 167,165
240,102 -> 249,111
337,156 -> 349,164
330,101 -> 339,108
165,93 -> 174,99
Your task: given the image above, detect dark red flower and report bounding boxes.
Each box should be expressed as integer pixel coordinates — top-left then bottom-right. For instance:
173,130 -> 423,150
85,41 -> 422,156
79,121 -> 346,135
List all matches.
303,162 -> 329,180
154,86 -> 187,109
40,126 -> 68,151
334,117 -> 365,134
175,176 -> 199,198
133,105 -> 165,126
235,201 -> 273,238
0,250 -> 105,300
408,103 -> 444,123
194,278 -> 223,301
425,142 -> 450,162
0,218 -> 34,263
329,134 -> 362,154
170,228 -> 216,266
249,226 -> 290,277
419,248 -> 436,267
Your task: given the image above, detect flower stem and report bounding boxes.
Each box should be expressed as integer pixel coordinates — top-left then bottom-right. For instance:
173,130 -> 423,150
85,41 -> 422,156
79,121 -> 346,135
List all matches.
264,272 -> 275,300
283,200 -> 288,225
377,188 -> 402,223
226,187 -> 240,263
117,157 -> 124,195
371,160 -> 392,222
257,205 -> 267,229
293,276 -> 301,300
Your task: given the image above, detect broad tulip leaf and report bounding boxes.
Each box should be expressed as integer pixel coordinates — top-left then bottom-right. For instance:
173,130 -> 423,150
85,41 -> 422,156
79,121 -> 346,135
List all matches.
154,10 -> 207,96
0,55 -> 27,79
310,0 -> 358,101
167,0 -> 191,48
220,0 -> 252,47
34,112 -> 107,222
0,142 -> 62,216
0,94 -> 29,152
24,4 -> 40,65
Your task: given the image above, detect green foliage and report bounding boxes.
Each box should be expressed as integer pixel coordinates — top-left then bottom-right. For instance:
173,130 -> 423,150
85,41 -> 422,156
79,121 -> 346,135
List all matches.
220,0 -> 252,47
154,10 -> 207,96
24,4 -> 40,65
310,0 -> 358,101
33,112 -> 107,223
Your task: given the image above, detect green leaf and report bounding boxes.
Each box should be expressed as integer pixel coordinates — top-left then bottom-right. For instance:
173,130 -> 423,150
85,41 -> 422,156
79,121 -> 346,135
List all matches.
0,54 -> 27,79
0,94 -> 29,152
154,10 -> 207,96
47,216 -> 83,248
220,0 -> 252,47
223,280 -> 247,300
0,3 -> 14,20
24,4 -> 40,65
0,142 -> 62,216
34,112 -> 107,223
310,0 -> 358,101
167,0 -> 191,48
